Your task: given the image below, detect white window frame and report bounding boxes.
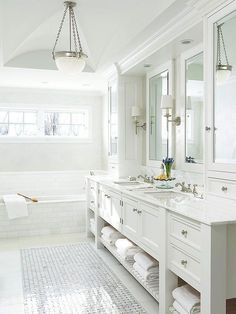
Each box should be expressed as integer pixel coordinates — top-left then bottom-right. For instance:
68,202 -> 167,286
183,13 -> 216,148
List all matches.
0,106 -> 93,143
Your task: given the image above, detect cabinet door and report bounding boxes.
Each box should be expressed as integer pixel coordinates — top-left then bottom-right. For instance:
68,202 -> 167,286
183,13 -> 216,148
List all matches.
108,80 -> 118,162
110,191 -> 122,231
206,1 -> 236,173
139,202 -> 160,257
99,190 -> 112,223
122,197 -> 139,241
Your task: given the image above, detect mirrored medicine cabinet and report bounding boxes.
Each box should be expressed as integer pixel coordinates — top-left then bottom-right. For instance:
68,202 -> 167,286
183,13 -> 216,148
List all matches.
146,61 -> 174,167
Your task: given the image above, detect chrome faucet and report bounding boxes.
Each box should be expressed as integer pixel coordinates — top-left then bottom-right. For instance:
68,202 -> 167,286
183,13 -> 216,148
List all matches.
138,174 -> 154,184
175,182 -> 204,199
175,182 -> 190,193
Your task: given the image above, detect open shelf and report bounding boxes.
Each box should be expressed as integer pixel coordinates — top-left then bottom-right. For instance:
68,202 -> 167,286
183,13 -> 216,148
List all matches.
100,237 -> 159,302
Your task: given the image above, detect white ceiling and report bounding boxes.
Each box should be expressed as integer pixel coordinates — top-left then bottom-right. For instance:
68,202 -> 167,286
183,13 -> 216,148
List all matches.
0,0 -> 202,92
0,0 -> 179,72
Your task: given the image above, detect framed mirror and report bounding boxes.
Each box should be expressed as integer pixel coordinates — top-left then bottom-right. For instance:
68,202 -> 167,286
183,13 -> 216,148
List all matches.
180,45 -> 204,172
146,61 -> 174,167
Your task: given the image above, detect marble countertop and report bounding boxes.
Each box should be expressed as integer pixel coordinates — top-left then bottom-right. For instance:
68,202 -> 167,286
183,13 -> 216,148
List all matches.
87,175 -> 236,226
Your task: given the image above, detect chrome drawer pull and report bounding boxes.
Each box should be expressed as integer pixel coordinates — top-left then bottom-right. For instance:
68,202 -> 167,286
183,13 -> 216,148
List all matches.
181,260 -> 187,266
105,194 -> 111,198
221,186 -> 228,192
205,126 -> 211,131
133,208 -> 137,212
181,230 -> 188,237
137,210 -> 142,214
90,187 -> 94,190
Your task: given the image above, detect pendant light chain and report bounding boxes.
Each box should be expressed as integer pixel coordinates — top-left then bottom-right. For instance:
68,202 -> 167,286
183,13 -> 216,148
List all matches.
217,23 -> 230,66
52,5 -> 69,59
52,1 -> 87,60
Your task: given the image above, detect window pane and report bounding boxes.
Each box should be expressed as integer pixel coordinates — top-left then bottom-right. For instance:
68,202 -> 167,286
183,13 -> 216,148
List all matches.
0,111 -> 8,123
24,112 -> 37,124
9,112 -> 23,123
8,124 -> 23,136
72,113 -> 84,124
23,124 -> 38,136
56,125 -> 71,136
0,124 -> 8,135
58,113 -> 70,124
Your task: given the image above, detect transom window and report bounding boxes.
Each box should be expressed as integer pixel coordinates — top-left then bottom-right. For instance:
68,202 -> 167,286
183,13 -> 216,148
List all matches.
0,108 -> 90,139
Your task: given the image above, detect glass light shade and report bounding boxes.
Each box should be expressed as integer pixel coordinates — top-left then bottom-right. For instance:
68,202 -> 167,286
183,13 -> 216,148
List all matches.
54,51 -> 86,75
161,95 -> 173,109
216,69 -> 232,84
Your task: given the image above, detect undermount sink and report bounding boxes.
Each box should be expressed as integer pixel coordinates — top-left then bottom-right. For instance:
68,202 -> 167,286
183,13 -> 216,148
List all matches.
113,181 -> 141,186
144,191 -> 191,202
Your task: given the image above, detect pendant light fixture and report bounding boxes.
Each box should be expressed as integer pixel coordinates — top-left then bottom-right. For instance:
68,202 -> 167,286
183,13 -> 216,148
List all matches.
52,1 -> 87,75
216,23 -> 232,84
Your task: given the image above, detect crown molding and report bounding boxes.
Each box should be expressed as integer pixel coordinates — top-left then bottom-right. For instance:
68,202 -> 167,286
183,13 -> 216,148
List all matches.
115,0 -> 231,75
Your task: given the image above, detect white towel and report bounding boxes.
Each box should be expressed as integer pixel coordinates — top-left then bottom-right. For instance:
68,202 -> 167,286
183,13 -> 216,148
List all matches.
101,233 -> 122,245
3,194 -> 28,220
115,238 -> 134,250
101,225 -> 118,237
133,262 -> 159,282
134,251 -> 158,271
172,285 -> 200,314
117,246 -> 142,261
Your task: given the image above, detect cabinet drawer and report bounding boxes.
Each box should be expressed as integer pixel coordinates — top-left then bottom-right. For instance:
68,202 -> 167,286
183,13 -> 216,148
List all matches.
168,243 -> 200,290
169,214 -> 201,251
208,178 -> 236,200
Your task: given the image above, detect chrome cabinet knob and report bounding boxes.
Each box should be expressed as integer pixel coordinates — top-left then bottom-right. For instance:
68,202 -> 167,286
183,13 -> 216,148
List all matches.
181,260 -> 187,266
90,187 -> 94,190
133,208 -> 137,212
137,210 -> 142,214
221,186 -> 228,192
90,200 -> 94,204
181,230 -> 188,237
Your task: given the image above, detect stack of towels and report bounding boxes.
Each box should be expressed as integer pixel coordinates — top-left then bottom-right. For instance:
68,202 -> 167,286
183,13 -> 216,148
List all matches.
133,251 -> 159,283
169,284 -> 201,314
89,218 -> 95,234
115,238 -> 142,262
101,226 -> 123,245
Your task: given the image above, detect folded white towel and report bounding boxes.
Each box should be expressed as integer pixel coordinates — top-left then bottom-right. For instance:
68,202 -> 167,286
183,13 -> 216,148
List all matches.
101,225 -> 118,237
133,262 -> 159,282
101,233 -> 122,245
115,238 -> 135,250
134,251 -> 158,271
173,301 -> 188,314
3,194 -> 28,220
117,246 -> 142,261
172,285 -> 200,314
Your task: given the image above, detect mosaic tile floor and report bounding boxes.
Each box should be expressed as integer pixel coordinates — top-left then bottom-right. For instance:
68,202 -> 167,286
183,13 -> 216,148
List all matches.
21,243 -> 147,314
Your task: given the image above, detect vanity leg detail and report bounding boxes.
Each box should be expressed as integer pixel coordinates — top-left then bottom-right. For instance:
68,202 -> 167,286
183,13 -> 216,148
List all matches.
201,224 -> 227,314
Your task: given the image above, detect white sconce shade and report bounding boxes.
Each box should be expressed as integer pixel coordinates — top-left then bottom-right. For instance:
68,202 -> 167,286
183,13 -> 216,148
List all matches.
161,95 -> 173,110
131,106 -> 142,117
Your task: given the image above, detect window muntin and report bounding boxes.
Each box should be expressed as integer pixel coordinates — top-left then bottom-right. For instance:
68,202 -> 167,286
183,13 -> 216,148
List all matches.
0,108 -> 90,139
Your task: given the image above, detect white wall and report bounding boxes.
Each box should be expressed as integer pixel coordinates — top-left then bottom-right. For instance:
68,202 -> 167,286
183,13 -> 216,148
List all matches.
0,87 -> 105,171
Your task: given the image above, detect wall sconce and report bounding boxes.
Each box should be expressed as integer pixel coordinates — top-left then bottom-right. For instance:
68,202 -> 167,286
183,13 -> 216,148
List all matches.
131,106 -> 146,135
161,95 -> 181,126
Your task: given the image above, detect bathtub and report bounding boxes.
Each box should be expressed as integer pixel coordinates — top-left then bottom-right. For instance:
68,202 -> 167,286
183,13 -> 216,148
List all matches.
0,194 -> 86,239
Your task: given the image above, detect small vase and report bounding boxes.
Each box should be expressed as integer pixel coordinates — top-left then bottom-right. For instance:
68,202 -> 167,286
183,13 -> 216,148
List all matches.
165,164 -> 172,179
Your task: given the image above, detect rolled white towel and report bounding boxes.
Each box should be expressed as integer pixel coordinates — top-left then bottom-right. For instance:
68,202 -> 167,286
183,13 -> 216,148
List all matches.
172,285 -> 200,314
117,246 -> 143,261
115,238 -> 135,250
134,251 -> 158,271
101,233 -> 123,245
101,225 -> 119,237
133,262 -> 159,282
173,301 -> 188,314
